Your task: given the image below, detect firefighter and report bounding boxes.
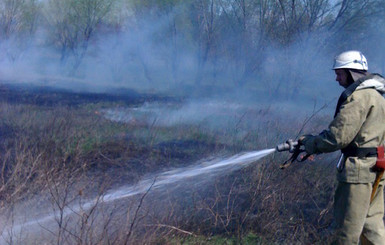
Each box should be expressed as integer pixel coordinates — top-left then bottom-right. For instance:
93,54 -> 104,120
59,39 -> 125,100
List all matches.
300,50 -> 385,244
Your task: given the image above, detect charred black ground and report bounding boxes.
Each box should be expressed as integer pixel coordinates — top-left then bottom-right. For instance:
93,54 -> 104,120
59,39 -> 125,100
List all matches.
0,82 -> 179,107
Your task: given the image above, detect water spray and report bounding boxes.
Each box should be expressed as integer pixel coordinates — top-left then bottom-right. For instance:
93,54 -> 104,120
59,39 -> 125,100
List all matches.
2,139 -> 314,243
3,148 -> 276,238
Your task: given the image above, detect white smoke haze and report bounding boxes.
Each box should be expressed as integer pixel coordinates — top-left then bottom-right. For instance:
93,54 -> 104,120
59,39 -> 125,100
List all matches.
0,0 -> 366,105
1,0 -> 382,113
101,98 -> 322,132
2,0 -> 372,148
102,100 -> 256,127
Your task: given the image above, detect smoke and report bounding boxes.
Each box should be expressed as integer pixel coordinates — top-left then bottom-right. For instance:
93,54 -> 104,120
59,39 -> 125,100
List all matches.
101,97 -> 317,132
3,2 -> 383,242
0,1 -> 383,113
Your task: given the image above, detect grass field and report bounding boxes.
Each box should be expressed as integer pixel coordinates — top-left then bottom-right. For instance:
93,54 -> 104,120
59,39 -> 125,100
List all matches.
0,83 -> 337,244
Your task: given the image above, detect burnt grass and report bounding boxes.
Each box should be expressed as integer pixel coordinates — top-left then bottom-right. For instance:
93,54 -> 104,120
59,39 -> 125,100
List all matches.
0,82 -> 178,107
0,82 -> 337,244
0,82 -> 208,182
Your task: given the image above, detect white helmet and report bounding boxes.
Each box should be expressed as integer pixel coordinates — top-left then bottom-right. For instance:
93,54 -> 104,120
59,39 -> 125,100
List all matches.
333,50 -> 368,71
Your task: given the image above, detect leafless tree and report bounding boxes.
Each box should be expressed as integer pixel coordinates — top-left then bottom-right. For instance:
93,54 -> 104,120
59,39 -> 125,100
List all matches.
0,0 -> 39,40
43,0 -> 114,72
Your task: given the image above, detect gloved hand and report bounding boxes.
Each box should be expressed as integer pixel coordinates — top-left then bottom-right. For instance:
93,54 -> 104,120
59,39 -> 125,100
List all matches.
299,134 -> 318,155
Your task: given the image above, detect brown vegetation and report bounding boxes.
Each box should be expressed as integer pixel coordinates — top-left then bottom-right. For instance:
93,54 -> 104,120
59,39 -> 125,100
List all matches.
0,85 -> 337,244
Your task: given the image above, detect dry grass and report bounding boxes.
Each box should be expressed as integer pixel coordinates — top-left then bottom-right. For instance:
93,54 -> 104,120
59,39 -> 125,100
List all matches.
0,93 -> 336,244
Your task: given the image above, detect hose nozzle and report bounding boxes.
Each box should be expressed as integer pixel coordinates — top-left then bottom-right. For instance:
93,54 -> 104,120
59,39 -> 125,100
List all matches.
276,139 -> 299,153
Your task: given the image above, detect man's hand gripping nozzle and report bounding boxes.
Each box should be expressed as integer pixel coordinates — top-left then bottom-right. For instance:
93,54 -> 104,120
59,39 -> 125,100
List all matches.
276,139 -> 311,169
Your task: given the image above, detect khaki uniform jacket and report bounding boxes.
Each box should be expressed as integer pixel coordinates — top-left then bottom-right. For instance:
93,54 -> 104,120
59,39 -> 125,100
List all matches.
303,74 -> 385,183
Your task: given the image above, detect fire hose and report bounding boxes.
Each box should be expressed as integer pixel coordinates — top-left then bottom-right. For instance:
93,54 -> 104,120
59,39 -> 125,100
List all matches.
275,139 -> 311,169
277,139 -> 385,204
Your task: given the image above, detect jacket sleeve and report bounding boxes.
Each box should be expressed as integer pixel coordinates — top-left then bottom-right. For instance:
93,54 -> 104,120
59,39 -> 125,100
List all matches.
303,91 -> 370,154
